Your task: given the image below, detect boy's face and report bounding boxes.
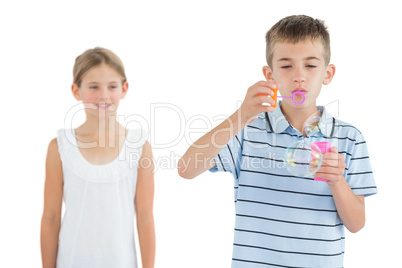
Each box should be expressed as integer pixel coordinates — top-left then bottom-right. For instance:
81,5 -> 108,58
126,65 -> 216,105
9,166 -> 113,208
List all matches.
263,40 -> 335,110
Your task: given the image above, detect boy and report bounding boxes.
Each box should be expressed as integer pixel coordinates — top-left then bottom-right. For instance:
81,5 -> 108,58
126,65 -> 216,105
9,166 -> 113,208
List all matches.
178,15 -> 377,267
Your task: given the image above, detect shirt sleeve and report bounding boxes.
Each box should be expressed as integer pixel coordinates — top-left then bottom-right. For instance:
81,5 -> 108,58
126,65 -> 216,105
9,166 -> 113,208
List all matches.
345,131 -> 377,197
209,129 -> 244,180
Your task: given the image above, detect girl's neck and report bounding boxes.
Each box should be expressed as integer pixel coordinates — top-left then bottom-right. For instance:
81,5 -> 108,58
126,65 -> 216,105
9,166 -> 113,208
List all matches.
76,114 -> 124,138
280,102 -> 320,136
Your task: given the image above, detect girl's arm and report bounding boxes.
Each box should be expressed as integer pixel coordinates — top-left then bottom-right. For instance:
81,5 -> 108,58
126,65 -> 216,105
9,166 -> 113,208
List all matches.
41,138 -> 63,268
135,141 -> 155,268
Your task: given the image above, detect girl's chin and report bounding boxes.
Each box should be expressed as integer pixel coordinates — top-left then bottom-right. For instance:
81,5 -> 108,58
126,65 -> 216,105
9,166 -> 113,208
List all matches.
85,111 -> 117,119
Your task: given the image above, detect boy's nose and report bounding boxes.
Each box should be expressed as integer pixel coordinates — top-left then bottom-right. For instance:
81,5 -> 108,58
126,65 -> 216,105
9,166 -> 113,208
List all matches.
293,67 -> 306,83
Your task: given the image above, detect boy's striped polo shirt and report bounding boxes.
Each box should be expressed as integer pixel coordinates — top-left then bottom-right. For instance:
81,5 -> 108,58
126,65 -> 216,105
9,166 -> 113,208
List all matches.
210,105 -> 377,268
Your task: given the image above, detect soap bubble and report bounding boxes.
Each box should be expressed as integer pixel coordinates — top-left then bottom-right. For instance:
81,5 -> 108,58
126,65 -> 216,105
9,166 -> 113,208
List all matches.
304,116 -> 321,136
284,139 -> 323,177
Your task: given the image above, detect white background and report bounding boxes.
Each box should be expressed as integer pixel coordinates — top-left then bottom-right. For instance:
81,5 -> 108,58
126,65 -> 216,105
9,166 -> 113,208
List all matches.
1,0 -> 400,267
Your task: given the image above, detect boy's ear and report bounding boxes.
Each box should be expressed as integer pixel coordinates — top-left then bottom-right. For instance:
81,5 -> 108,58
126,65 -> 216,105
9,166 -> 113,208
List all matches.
323,64 -> 336,85
71,84 -> 81,101
262,66 -> 276,82
121,81 -> 129,99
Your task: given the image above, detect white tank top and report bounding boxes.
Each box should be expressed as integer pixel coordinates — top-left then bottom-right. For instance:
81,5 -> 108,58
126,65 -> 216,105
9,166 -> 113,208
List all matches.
56,128 -> 147,268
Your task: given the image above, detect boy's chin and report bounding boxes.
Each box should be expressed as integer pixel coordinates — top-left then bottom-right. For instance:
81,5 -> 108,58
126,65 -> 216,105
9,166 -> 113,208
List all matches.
284,100 -> 317,110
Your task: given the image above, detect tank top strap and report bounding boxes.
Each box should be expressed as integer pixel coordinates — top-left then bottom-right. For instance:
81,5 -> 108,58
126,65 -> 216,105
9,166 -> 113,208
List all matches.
123,128 -> 149,168
56,128 -> 77,163
56,128 -> 92,180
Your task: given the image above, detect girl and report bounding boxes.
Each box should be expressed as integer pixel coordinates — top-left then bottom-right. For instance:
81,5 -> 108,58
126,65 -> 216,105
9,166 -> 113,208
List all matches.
40,47 -> 155,268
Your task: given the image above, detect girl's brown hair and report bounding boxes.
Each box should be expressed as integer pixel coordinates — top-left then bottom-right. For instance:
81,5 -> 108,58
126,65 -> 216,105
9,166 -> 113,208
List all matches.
265,15 -> 331,67
73,47 -> 127,87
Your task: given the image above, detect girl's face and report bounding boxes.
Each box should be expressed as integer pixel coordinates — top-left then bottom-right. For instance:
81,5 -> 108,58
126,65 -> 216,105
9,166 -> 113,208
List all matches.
72,63 -> 128,119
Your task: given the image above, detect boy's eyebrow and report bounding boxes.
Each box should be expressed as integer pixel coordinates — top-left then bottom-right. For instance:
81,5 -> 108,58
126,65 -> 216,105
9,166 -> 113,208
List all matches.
277,56 -> 321,62
305,56 -> 321,61
277,58 -> 291,62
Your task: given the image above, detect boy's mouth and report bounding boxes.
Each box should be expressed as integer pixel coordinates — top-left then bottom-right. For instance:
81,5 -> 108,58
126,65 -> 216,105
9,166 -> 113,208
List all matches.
292,87 -> 307,94
292,88 -> 307,99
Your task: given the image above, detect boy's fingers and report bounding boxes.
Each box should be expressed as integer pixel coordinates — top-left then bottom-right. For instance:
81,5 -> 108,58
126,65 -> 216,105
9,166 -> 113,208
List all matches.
257,95 -> 276,106
313,172 -> 342,181
322,149 -> 343,161
253,81 -> 277,96
320,159 -> 338,167
310,152 -> 345,167
314,165 -> 343,175
255,87 -> 274,97
261,105 -> 275,113
255,80 -> 278,89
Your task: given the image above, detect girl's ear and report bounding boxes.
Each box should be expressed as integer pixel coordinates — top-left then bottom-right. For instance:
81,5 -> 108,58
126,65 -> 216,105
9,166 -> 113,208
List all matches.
71,84 -> 81,101
262,66 -> 276,83
121,81 -> 129,99
323,64 -> 336,85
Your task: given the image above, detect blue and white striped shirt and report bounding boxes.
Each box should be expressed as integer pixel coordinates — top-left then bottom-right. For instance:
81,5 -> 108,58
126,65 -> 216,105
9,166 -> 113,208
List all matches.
210,105 -> 377,268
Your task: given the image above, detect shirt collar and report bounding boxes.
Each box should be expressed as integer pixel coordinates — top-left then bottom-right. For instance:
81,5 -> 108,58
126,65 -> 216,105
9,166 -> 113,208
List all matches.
263,103 -> 335,137
316,106 -> 335,137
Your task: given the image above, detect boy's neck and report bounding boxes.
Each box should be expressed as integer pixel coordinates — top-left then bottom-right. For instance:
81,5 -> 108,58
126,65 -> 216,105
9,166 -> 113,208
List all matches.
280,102 -> 320,136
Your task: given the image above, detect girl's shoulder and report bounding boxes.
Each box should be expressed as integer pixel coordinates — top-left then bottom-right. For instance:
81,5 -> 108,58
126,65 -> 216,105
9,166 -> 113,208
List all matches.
48,137 -> 58,149
47,137 -> 61,159
45,137 -> 63,180
55,129 -> 76,150
125,128 -> 149,150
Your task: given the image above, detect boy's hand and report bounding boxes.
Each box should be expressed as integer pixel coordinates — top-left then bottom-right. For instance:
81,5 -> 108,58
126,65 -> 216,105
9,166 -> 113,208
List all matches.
311,147 -> 347,186
239,81 -> 277,125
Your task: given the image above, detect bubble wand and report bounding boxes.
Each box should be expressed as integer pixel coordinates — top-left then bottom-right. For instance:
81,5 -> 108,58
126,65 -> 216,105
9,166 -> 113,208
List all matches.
271,88 -> 306,108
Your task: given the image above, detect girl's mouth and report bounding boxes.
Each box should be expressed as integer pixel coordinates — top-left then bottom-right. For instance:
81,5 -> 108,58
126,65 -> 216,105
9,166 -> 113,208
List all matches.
96,103 -> 111,109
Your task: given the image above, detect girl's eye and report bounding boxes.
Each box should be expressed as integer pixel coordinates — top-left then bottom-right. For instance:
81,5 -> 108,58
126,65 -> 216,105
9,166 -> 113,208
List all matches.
90,86 -> 98,89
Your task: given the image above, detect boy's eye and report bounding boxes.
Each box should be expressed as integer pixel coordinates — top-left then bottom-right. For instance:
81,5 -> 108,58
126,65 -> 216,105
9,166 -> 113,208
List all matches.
306,65 -> 317,68
90,86 -> 98,89
281,65 -> 292,69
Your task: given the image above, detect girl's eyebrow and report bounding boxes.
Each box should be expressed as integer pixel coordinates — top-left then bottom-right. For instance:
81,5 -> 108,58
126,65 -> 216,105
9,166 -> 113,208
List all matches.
87,80 -> 120,84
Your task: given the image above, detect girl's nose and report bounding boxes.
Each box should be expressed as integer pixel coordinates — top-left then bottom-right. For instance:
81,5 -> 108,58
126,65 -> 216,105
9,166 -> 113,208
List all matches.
99,86 -> 109,98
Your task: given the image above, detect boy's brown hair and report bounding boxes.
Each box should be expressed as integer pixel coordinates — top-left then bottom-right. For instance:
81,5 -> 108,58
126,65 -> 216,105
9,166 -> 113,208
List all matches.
73,47 -> 127,87
265,15 -> 331,67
